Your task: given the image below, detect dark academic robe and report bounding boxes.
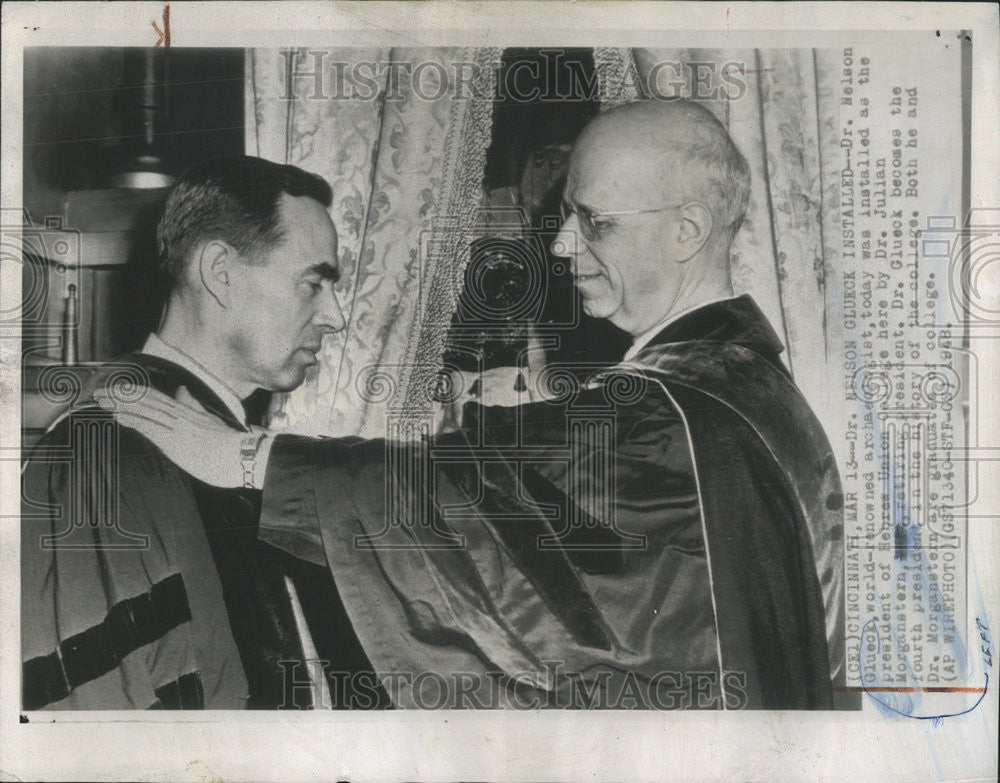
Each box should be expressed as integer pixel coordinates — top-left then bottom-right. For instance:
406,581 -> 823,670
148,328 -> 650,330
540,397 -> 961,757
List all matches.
259,296 -> 847,709
21,352 -> 386,710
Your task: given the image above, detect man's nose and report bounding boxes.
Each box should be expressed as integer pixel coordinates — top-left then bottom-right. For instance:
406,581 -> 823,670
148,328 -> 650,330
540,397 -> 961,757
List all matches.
315,288 -> 346,333
550,215 -> 581,258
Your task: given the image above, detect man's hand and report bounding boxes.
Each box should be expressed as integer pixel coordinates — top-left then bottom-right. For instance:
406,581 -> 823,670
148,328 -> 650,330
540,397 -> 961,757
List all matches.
92,386 -> 251,488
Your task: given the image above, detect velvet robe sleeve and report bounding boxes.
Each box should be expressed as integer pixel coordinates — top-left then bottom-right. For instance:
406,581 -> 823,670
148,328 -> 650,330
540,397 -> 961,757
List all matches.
259,389 -> 732,708
258,341 -> 843,709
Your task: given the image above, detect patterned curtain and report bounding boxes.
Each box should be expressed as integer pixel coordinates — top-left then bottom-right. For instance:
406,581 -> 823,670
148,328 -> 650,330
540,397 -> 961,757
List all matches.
246,47 -> 500,438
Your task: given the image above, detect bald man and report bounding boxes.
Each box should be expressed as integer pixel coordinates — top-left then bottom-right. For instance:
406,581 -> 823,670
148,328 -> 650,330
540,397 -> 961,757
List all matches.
105,101 -> 846,710
556,100 -> 745,340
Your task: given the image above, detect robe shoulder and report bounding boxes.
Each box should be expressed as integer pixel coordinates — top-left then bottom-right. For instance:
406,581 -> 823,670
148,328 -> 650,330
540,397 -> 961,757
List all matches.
21,406 -> 248,710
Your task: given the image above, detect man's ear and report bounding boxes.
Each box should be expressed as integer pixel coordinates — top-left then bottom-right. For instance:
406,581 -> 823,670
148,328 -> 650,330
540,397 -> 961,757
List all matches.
674,202 -> 714,263
197,239 -> 235,308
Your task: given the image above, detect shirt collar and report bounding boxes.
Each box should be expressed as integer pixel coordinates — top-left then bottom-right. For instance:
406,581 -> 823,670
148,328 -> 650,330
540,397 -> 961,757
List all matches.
141,333 -> 248,427
622,294 -> 742,362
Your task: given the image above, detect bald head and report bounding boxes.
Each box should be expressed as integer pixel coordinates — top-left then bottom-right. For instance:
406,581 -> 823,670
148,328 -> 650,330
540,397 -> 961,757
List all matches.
572,100 -> 751,242
555,100 -> 751,337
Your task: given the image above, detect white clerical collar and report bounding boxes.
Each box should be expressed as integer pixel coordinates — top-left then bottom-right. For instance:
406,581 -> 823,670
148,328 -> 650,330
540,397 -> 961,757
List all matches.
622,294 -> 742,362
142,333 -> 248,427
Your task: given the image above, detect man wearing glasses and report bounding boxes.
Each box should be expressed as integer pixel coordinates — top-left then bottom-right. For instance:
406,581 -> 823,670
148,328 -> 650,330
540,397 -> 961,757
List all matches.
555,99 -> 749,352
102,100 -> 846,710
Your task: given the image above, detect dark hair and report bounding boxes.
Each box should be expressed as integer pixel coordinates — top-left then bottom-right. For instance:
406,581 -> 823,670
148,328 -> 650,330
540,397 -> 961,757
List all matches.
157,155 -> 333,283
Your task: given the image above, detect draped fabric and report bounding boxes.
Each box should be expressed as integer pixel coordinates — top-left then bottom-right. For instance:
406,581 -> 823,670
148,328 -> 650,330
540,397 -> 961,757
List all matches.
246,48 -> 501,438
258,296 -> 838,708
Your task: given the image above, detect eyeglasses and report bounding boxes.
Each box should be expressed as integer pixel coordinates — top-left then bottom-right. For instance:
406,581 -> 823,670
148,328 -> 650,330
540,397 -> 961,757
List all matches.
559,199 -> 679,242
